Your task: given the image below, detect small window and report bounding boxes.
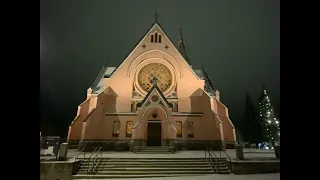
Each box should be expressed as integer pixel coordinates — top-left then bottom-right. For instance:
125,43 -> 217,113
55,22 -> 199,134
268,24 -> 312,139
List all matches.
176,121 -> 182,138
155,33 -> 158,43
126,121 -> 133,137
159,35 -> 162,43
112,121 -> 120,137
187,121 -> 194,138
151,35 -> 154,43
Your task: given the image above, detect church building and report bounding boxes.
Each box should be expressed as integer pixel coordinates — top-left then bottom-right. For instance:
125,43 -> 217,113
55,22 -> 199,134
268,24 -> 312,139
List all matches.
67,17 -> 236,152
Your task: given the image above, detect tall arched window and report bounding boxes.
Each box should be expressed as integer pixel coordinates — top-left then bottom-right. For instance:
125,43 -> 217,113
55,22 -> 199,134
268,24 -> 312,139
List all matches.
187,121 -> 194,138
151,35 -> 154,43
159,35 -> 162,43
176,121 -> 182,137
155,33 -> 158,43
112,121 -> 120,137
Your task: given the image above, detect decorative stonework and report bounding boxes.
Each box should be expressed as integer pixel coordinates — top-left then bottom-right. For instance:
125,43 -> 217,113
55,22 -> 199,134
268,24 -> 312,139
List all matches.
131,100 -> 142,112
138,63 -> 172,92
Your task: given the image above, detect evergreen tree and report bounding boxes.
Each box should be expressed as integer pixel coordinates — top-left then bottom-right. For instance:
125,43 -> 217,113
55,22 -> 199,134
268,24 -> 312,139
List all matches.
258,85 -> 280,146
242,93 -> 266,144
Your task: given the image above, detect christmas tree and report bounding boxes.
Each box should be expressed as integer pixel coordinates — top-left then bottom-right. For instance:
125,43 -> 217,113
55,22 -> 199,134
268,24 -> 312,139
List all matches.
258,85 -> 280,146
241,93 -> 267,144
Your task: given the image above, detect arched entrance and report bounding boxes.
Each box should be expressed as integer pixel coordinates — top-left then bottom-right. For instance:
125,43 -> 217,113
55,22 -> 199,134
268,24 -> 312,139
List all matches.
142,106 -> 168,147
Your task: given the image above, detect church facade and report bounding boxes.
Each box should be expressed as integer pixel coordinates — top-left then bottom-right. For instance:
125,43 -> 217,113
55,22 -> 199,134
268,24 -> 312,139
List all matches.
67,20 -> 236,151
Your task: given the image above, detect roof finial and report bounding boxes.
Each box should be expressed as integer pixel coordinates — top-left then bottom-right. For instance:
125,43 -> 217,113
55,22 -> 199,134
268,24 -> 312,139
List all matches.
179,28 -> 183,39
178,27 -> 189,63
154,10 -> 159,23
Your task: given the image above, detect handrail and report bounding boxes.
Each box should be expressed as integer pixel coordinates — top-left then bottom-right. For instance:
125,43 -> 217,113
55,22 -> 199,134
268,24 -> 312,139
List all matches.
90,146 -> 103,174
205,148 -> 219,173
86,146 -> 101,174
74,145 -> 87,173
220,149 -> 233,174
209,148 -> 220,174
75,146 -> 86,161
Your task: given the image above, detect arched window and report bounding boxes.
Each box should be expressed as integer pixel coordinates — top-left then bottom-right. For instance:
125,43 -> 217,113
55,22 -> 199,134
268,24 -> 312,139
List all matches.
126,121 -> 133,137
159,35 -> 162,43
155,33 -> 158,43
176,121 -> 182,137
112,121 -> 120,137
151,35 -> 154,43
187,121 -> 194,138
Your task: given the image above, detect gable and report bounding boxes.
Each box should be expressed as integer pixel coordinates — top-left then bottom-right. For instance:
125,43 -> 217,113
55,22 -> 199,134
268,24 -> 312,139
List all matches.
137,84 -> 172,108
110,22 -> 200,80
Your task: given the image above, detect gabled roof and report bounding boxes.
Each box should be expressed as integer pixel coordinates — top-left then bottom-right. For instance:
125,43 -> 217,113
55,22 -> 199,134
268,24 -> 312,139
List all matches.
137,83 -> 173,108
110,21 -> 198,79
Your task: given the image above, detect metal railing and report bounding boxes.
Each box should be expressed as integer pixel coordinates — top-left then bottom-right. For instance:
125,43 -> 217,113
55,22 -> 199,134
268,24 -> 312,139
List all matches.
205,148 -> 220,173
219,149 -> 233,174
86,146 -> 101,174
88,146 -> 103,174
74,145 -> 87,172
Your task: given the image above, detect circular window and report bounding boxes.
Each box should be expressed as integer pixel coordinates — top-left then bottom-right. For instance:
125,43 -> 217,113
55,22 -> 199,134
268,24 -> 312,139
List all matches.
138,63 -> 172,92
151,95 -> 159,102
152,113 -> 158,119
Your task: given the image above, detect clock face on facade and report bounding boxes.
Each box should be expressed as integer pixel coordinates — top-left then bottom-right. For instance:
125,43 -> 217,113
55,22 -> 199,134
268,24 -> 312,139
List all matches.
138,63 -> 173,92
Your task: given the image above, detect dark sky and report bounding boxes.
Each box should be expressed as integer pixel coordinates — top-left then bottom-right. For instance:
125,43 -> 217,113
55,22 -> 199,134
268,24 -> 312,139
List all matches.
40,0 -> 280,136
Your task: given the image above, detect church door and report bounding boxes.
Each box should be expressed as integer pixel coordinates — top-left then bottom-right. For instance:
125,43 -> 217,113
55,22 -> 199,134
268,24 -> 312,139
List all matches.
147,122 -> 162,146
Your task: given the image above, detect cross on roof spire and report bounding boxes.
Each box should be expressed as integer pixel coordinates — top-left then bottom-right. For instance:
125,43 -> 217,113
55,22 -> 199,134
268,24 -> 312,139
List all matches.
154,10 -> 159,23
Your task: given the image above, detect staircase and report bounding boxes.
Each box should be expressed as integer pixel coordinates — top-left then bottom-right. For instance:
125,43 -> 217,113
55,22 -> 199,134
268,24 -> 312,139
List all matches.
137,146 -> 171,154
73,158 -> 231,179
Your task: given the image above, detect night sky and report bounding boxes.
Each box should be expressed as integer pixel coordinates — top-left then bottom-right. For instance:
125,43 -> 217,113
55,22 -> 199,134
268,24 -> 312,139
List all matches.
40,0 -> 280,137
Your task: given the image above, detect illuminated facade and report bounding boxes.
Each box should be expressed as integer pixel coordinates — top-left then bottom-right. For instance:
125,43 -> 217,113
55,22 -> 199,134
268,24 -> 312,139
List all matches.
67,20 -> 236,151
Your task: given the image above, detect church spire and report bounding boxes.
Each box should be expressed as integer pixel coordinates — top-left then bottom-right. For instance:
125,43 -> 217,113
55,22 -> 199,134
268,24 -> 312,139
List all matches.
178,28 -> 190,65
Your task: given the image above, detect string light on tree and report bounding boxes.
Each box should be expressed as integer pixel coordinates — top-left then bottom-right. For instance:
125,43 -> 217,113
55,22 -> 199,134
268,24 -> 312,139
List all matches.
258,85 -> 280,145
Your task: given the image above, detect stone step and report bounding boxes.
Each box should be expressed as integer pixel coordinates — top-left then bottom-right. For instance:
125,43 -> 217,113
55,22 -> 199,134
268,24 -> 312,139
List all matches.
73,174 -> 209,179
76,170 -> 214,175
78,166 -> 229,172
81,161 -> 212,164
80,166 -> 214,171
80,164 -> 212,168
140,146 -> 169,149
139,149 -> 169,151
83,158 -> 224,162
134,151 -> 173,154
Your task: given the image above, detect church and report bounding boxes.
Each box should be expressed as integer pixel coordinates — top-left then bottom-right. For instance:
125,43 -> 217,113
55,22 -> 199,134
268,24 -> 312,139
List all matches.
67,17 -> 236,152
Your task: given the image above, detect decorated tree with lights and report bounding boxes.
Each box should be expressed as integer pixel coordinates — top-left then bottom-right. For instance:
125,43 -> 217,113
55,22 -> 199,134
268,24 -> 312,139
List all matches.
258,85 -> 280,146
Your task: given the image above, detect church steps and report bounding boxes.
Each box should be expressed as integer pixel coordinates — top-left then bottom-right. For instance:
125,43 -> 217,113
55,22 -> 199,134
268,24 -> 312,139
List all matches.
81,161 -> 224,164
82,159 -> 216,162
76,170 -> 214,175
73,157 -> 231,179
73,174 -> 212,179
78,167 -> 214,171
79,164 -> 216,167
